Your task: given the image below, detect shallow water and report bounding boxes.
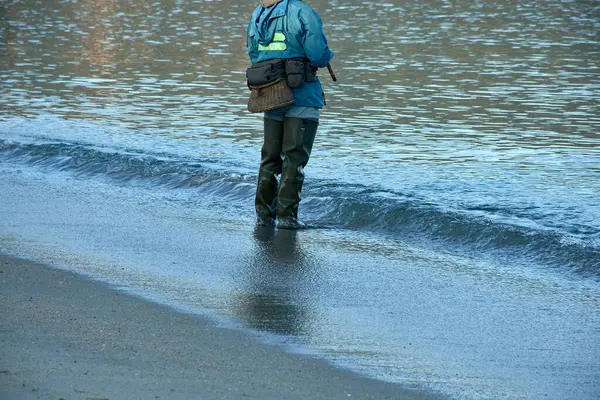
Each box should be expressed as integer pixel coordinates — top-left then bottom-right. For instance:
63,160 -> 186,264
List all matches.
1,0 -> 600,399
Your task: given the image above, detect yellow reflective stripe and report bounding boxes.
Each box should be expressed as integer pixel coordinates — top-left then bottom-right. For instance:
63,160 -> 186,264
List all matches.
258,31 -> 287,51
258,42 -> 287,51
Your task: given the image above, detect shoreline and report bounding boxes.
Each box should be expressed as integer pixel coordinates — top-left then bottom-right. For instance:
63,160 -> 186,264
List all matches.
0,254 -> 442,400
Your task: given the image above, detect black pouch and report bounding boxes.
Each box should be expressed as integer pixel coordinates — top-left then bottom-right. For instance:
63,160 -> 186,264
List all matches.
305,63 -> 318,82
285,58 -> 306,88
246,59 -> 286,86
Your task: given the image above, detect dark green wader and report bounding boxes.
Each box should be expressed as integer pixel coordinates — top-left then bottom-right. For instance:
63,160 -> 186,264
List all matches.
255,117 -> 319,229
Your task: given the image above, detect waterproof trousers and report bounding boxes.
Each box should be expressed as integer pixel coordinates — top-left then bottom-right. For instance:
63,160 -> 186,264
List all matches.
255,117 -> 318,223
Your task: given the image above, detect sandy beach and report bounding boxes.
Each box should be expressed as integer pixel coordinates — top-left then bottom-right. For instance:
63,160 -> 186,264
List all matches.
0,255 -> 442,400
1,159 -> 599,400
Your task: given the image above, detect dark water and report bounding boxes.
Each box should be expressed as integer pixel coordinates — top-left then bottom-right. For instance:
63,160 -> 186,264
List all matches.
1,0 -> 600,399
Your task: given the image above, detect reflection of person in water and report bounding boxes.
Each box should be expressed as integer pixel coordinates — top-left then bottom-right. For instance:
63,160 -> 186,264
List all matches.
254,225 -> 304,263
231,228 -> 313,336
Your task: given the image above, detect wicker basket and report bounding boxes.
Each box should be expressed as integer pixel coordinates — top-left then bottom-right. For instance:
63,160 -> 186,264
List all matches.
248,78 -> 295,113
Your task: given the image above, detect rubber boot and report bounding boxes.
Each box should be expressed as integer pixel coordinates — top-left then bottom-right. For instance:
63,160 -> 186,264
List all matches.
276,117 -> 318,230
255,118 -> 284,226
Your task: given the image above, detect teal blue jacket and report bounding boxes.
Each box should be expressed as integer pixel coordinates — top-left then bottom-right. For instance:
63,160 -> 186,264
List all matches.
247,0 -> 334,108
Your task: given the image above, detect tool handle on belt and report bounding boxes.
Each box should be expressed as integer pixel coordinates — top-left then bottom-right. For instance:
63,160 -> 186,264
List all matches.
327,63 -> 337,82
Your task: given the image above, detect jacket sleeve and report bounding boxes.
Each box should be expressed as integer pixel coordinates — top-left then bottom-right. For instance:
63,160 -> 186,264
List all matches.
247,22 -> 259,65
299,8 -> 334,68
247,7 -> 263,65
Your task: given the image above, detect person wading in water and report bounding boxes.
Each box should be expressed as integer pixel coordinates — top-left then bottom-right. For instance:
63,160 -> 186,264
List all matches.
246,0 -> 334,230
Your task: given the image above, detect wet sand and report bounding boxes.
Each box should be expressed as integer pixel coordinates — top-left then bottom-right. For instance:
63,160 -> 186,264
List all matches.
0,255 -> 441,400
